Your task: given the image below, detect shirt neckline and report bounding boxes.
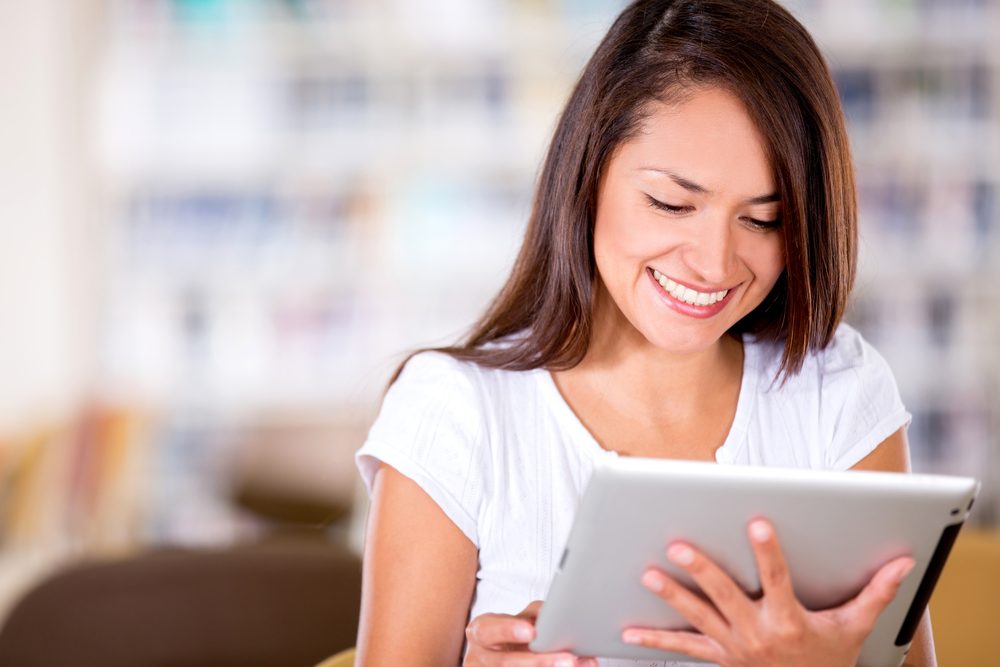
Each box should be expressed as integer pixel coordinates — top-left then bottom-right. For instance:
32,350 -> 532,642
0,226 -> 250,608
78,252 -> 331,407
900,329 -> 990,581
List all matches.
538,334 -> 757,464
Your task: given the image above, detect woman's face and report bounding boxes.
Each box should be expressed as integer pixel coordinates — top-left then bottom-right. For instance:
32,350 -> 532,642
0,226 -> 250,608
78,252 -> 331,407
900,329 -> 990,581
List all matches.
593,85 -> 786,355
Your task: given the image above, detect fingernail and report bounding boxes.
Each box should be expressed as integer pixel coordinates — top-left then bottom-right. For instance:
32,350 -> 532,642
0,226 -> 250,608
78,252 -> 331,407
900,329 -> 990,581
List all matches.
642,569 -> 664,592
555,659 -> 574,667
897,560 -> 916,583
514,623 -> 533,642
668,544 -> 695,566
622,630 -> 642,644
750,520 -> 771,543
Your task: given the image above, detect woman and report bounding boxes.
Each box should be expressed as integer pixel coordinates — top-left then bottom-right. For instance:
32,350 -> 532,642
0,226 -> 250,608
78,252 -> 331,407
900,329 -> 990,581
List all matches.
355,1 -> 936,665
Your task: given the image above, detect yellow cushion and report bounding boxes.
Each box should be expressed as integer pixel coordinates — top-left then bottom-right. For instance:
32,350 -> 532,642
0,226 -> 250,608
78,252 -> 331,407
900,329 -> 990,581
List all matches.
315,647 -> 355,667
929,529 -> 1000,665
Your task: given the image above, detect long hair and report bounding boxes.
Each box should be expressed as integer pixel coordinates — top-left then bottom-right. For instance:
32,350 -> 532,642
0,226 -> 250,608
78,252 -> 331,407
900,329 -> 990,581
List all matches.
393,0 -> 856,383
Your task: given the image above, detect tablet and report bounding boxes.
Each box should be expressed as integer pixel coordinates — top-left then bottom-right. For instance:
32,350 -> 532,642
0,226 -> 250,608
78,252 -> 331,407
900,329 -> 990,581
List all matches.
530,457 -> 979,667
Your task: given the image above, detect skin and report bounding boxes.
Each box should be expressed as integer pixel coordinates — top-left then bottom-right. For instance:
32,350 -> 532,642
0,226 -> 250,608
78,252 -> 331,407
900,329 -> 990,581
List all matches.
356,87 -> 936,666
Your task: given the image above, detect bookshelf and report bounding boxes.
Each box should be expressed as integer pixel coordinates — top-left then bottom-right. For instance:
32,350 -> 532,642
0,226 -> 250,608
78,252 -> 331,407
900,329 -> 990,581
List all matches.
786,0 -> 1000,523
90,0 -> 1000,541
84,0 -> 633,555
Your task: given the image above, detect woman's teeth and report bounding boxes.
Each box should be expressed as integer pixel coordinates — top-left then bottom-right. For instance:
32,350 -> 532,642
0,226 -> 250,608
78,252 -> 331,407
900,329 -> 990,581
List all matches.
653,269 -> 729,306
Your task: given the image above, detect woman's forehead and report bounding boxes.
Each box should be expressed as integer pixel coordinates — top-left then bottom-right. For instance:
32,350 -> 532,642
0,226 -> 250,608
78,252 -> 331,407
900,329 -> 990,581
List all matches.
619,89 -> 776,196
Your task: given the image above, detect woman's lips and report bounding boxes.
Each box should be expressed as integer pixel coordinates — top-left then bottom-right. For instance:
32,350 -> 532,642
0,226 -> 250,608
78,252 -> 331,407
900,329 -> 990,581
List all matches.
647,267 -> 737,319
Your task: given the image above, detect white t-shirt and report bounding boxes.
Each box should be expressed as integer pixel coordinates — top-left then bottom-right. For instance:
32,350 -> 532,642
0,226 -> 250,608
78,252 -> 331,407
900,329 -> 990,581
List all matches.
355,324 -> 910,667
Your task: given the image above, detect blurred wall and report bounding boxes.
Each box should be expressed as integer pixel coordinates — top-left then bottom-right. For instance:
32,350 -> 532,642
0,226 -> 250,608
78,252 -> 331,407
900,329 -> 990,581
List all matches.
0,1 -> 100,434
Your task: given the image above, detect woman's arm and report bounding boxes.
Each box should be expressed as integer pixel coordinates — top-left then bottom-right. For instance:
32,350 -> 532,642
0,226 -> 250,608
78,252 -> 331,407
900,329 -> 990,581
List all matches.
356,463 -> 479,666
357,463 -> 595,667
850,428 -> 937,667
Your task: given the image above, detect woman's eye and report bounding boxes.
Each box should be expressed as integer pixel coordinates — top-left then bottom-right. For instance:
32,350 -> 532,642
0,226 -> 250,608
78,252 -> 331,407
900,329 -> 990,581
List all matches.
645,195 -> 693,214
742,216 -> 782,232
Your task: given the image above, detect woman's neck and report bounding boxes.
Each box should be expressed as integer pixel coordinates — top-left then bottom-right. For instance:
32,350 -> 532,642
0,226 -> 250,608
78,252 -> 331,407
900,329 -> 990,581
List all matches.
571,287 -> 744,423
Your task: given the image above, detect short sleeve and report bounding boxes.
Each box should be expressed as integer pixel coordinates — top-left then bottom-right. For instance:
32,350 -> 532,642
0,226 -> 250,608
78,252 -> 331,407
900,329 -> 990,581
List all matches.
355,352 -> 489,546
820,326 -> 912,470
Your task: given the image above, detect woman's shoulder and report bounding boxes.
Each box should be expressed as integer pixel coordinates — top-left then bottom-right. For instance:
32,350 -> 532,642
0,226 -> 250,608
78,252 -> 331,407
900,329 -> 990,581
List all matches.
743,324 -> 909,469
747,323 -> 894,393
361,350 -> 503,548
815,323 -> 887,373
387,352 -> 488,420
393,344 -> 542,408
396,349 -> 480,385
398,344 -> 529,382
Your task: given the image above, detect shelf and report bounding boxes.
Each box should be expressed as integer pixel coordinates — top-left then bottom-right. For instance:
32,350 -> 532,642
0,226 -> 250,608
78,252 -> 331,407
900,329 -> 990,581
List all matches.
78,0 -> 1000,545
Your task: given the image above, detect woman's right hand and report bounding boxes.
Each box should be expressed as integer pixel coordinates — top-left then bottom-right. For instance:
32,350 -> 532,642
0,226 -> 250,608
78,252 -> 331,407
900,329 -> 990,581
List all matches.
464,601 -> 599,667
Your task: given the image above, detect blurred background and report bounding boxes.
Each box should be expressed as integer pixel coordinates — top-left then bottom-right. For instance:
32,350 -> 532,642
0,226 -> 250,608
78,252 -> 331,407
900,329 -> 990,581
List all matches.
0,0 -> 997,665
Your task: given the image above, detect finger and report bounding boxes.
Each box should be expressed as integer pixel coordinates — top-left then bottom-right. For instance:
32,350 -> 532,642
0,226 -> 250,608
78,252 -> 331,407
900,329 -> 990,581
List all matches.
640,568 -> 730,640
621,627 -> 724,664
666,541 -> 756,624
747,519 -> 799,609
836,556 -> 916,635
466,613 -> 536,649
515,600 -> 544,621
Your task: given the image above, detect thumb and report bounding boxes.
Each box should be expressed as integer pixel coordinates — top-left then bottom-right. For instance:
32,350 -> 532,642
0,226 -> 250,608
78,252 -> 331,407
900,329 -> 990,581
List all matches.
516,600 -> 544,621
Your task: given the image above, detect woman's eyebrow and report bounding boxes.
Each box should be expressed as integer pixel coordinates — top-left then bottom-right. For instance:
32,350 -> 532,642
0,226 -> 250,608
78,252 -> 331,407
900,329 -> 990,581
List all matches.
638,168 -> 709,194
637,167 -> 780,204
746,191 -> 781,204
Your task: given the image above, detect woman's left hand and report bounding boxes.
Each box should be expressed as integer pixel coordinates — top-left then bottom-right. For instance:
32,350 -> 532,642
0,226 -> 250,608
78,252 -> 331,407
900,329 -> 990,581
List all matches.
621,519 -> 916,667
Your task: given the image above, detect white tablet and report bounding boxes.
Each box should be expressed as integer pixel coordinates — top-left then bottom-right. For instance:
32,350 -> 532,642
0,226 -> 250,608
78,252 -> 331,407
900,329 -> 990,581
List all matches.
530,457 -> 978,667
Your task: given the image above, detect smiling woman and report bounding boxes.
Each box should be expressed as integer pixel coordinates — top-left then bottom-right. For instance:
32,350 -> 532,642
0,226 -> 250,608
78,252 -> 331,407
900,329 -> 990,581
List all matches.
353,1 -> 935,666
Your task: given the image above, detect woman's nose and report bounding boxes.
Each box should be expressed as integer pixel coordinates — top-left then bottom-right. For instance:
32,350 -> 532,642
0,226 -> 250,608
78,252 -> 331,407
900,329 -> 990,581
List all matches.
683,217 -> 737,285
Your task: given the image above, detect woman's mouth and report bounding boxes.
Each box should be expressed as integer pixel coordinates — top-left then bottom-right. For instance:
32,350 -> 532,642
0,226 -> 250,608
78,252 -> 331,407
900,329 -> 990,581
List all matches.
653,269 -> 728,305
647,268 -> 737,318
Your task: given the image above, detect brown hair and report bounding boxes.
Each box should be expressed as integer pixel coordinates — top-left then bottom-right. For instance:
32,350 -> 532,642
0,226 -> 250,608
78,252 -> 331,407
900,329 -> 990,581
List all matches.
397,0 -> 856,383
